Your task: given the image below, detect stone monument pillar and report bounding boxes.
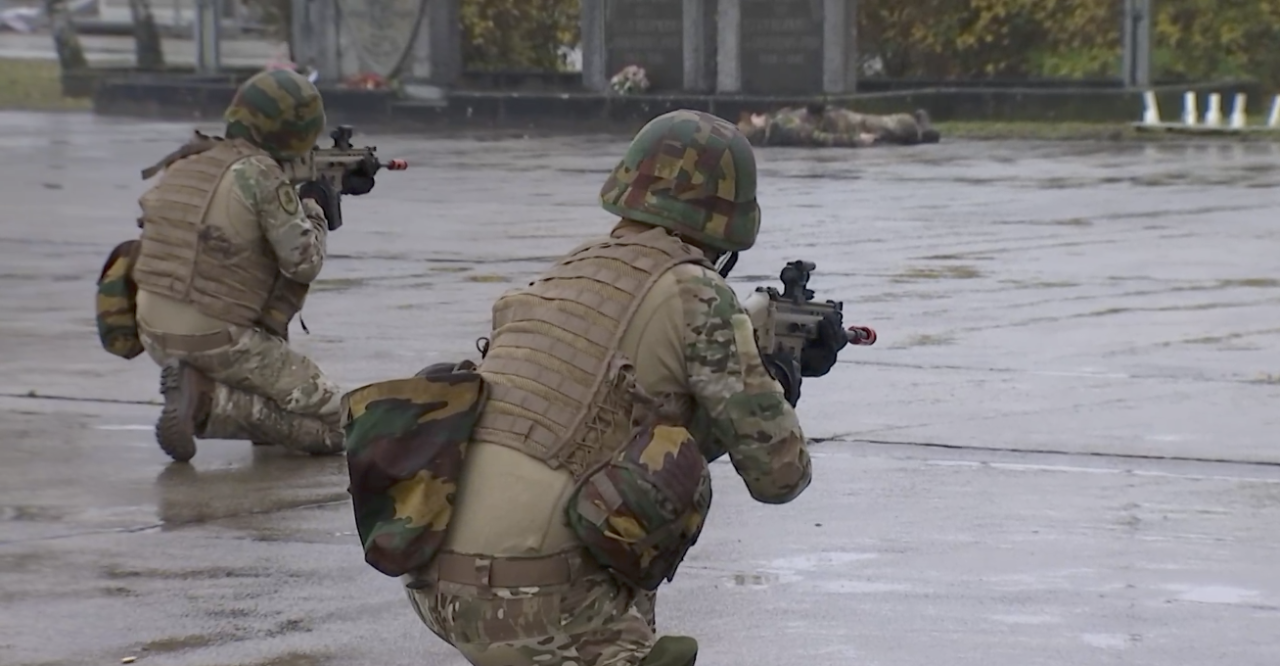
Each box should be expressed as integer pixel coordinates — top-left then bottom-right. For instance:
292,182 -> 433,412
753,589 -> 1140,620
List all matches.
717,0 -> 857,95
193,0 -> 222,74
1122,0 -> 1151,88
290,0 -> 340,81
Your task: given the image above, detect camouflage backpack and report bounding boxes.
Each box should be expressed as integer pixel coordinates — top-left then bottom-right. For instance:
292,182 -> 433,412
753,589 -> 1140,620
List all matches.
340,360 -> 487,577
95,240 -> 145,360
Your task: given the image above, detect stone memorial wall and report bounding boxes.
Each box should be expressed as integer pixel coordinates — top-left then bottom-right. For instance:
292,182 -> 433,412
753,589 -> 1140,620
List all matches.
738,0 -> 824,94
291,0 -> 459,85
604,0 -> 686,91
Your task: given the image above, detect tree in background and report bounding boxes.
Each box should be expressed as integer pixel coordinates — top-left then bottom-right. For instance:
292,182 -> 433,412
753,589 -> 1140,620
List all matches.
128,0 -> 165,70
1152,0 -> 1280,87
857,0 -> 1279,87
241,0 -> 291,44
856,0 -> 1120,79
43,0 -> 89,71
461,0 -> 579,71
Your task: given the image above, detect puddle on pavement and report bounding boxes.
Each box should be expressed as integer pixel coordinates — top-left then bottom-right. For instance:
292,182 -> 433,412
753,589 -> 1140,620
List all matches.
891,265 -> 984,281
465,273 -> 510,282
1162,584 -> 1262,605
245,652 -> 331,666
1219,278 -> 1280,288
142,633 -> 220,653
897,333 -> 955,348
730,572 -> 781,587
989,613 -> 1061,625
309,277 -> 370,292
764,551 -> 879,571
0,505 -> 67,522
1080,633 -> 1136,649
859,290 -> 950,303
815,580 -> 912,594
101,564 -> 278,581
1000,279 -> 1079,289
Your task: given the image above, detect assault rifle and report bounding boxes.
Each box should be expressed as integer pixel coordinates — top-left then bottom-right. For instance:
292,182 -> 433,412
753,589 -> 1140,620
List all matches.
280,125 -> 408,231
740,260 -> 877,361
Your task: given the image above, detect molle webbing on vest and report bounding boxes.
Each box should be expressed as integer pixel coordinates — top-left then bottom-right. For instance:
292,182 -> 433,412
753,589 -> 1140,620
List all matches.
472,228 -> 709,478
131,140 -> 280,327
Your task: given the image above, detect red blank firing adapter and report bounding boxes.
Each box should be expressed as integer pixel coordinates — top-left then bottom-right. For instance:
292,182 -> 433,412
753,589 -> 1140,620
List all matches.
846,326 -> 877,346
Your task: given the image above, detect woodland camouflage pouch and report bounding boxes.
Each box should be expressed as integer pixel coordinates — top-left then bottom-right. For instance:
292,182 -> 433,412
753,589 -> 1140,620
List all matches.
566,420 -> 713,592
95,239 -> 145,360
340,361 -> 485,578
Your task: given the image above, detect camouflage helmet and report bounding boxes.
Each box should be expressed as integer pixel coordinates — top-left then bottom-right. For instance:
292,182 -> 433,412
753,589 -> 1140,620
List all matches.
224,68 -> 326,160
600,109 -> 761,253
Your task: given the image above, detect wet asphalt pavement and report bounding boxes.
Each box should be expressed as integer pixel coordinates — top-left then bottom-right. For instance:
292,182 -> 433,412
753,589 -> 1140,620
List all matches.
1,111 -> 1279,666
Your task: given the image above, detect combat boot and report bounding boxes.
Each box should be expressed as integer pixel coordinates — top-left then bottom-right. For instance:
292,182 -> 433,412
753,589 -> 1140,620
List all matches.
914,109 -> 941,143
156,360 -> 213,463
203,382 -> 345,457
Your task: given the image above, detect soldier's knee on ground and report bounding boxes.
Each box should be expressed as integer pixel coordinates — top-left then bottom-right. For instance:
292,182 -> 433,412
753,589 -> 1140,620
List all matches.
639,636 -> 698,666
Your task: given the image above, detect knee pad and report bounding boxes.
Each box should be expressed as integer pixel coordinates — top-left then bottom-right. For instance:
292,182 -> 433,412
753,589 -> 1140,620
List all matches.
640,635 -> 699,666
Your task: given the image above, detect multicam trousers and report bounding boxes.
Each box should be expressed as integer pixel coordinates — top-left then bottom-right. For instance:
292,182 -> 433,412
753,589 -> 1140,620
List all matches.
405,550 -> 697,666
139,322 -> 344,454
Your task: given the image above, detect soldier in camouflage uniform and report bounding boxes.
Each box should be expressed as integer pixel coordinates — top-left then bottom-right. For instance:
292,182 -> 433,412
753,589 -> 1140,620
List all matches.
130,68 -> 369,462
739,103 -> 941,147
400,109 -> 848,666
823,105 -> 941,145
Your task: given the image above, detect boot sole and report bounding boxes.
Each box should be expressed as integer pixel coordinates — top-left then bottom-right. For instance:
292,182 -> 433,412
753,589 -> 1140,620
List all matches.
156,363 -> 198,463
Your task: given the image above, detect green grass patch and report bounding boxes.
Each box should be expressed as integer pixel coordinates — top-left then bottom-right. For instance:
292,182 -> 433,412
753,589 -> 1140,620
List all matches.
0,58 -> 91,111
935,120 -> 1280,142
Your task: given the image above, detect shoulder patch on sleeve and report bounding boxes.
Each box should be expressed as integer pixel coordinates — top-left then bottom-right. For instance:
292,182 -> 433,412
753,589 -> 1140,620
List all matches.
276,182 -> 300,215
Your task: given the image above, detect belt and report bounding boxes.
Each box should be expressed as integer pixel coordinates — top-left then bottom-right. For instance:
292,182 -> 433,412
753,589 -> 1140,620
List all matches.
432,549 -> 590,588
141,326 -> 234,353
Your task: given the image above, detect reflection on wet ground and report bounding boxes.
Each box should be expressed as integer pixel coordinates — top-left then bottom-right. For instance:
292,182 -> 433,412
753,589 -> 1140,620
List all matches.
1,112 -> 1278,666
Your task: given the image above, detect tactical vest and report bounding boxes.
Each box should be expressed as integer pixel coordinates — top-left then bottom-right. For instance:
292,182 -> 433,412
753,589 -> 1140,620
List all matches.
131,139 -> 281,328
471,226 -> 712,478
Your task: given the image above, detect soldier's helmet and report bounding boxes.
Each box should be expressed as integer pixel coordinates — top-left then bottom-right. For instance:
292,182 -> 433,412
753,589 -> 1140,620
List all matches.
600,109 -> 761,253
223,69 -> 326,161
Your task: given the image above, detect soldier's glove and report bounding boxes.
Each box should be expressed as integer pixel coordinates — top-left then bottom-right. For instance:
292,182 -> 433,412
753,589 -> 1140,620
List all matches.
341,156 -> 377,196
298,179 -> 340,231
800,310 -> 848,377
762,349 -> 802,407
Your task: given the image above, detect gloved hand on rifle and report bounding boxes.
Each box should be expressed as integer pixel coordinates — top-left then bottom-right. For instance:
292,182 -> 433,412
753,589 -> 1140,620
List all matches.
762,348 -> 803,407
341,156 -> 378,196
800,310 -> 848,377
298,178 -> 340,231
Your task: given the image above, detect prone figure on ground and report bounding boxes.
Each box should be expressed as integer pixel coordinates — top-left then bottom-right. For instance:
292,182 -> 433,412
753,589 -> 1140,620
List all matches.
345,108 -> 853,666
93,68 -> 376,462
739,103 -> 942,147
